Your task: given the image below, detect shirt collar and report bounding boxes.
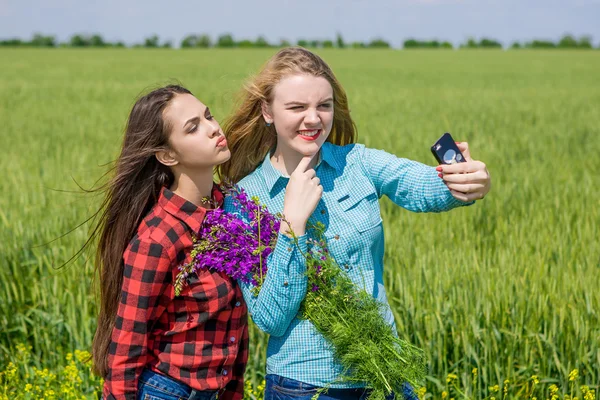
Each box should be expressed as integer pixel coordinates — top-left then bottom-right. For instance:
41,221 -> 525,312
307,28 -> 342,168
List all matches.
261,142 -> 343,193
158,184 -> 224,234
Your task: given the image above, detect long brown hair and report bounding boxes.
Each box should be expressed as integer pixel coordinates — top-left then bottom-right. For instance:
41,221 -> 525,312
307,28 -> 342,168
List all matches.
218,47 -> 357,183
90,84 -> 192,377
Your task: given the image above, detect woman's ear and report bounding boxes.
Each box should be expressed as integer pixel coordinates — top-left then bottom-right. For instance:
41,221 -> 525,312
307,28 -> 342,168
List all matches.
261,101 -> 273,125
155,149 -> 179,167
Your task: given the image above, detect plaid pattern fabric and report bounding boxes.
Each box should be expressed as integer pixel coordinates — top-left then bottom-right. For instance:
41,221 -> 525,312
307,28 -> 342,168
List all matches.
103,186 -> 248,400
224,142 -> 470,388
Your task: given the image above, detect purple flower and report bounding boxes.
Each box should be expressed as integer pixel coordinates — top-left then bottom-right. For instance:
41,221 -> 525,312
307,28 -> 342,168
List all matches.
311,284 -> 320,292
176,186 -> 280,293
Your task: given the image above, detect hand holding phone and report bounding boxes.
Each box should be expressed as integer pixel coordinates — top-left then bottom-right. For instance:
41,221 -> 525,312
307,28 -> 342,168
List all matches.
431,132 -> 466,165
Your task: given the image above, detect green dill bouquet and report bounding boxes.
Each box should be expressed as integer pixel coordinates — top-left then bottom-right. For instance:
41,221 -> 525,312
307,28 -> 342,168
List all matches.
176,187 -> 426,399
299,222 -> 426,399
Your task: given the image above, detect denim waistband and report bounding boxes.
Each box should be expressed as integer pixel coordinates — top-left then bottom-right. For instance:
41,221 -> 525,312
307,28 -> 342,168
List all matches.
266,374 -> 367,395
139,369 -> 220,400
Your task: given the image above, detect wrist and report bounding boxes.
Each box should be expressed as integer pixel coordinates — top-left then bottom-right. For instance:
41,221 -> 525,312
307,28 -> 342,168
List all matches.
279,218 -> 306,237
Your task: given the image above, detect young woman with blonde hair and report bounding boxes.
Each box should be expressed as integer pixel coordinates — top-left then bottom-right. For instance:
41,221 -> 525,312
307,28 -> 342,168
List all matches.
220,47 -> 491,400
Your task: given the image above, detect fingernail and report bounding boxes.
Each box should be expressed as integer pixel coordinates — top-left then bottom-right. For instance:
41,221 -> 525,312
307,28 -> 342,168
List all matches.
438,173 -> 443,178
435,166 -> 443,172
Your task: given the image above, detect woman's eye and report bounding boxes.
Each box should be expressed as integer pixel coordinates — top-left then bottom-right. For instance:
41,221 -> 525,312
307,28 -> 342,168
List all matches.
189,124 -> 198,132
206,114 -> 213,120
319,103 -> 332,108
288,106 -> 303,110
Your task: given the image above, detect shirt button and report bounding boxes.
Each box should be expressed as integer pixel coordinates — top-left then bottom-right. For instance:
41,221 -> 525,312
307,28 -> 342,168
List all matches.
235,301 -> 241,307
230,336 -> 236,342
222,369 -> 228,376
283,281 -> 289,287
320,209 -> 326,215
334,235 -> 340,240
287,247 -> 292,252
344,264 -> 350,270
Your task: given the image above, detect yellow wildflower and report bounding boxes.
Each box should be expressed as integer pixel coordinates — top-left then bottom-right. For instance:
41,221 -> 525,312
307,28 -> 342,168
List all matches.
489,384 -> 500,393
442,390 -> 448,399
531,375 -> 539,385
417,386 -> 426,400
569,369 -> 579,382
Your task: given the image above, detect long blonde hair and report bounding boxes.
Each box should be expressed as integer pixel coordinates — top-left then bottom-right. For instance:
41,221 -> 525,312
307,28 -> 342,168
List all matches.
218,47 -> 357,183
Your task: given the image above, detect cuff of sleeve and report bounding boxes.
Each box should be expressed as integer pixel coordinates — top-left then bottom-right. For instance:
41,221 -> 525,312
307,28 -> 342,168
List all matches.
272,232 -> 307,283
447,195 -> 475,208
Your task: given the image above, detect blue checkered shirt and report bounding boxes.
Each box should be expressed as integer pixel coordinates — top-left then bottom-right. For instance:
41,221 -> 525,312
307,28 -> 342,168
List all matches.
223,142 -> 470,388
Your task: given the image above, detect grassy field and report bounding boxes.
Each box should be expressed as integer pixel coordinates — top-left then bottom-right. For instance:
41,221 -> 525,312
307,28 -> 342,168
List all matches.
0,48 -> 598,399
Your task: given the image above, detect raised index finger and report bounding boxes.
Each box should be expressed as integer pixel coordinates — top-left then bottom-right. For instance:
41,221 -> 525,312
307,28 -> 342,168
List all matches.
294,154 -> 316,173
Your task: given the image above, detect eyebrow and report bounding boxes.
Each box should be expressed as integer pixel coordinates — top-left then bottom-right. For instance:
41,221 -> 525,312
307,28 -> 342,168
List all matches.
284,97 -> 334,106
183,116 -> 199,129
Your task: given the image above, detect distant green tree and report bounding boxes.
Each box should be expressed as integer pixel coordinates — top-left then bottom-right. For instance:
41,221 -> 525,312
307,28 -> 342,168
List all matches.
403,39 -> 419,48
404,39 -> 451,49
31,33 -> 56,47
0,38 -> 23,46
351,41 -> 366,48
526,40 -> 556,48
368,38 -> 390,48
462,38 -> 478,48
255,36 -> 270,48
181,35 -> 197,48
336,32 -> 345,48
70,34 -> 89,47
510,41 -> 522,49
577,35 -> 593,49
297,39 -> 309,47
217,34 -> 235,47
90,34 -> 105,47
197,34 -> 212,48
279,39 -> 291,47
558,34 -> 577,48
162,41 -> 173,48
237,39 -> 253,48
322,40 -> 334,48
144,35 -> 159,48
114,41 -> 126,48
309,40 -> 321,48
479,38 -> 502,48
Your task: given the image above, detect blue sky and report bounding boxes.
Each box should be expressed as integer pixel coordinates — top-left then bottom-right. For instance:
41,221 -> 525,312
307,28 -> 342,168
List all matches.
1,0 -> 599,47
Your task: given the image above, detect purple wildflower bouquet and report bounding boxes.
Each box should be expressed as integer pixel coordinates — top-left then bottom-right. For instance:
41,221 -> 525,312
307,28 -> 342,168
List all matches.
174,185 -> 280,297
175,186 -> 426,400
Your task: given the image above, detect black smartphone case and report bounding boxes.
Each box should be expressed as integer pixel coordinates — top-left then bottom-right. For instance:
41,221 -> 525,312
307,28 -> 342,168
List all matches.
431,132 -> 466,165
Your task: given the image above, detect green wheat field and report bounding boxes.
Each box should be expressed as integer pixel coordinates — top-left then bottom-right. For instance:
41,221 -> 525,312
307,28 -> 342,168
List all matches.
0,49 -> 598,399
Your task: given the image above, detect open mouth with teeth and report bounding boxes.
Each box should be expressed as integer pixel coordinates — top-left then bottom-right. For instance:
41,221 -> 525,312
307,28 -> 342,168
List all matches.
297,129 -> 322,141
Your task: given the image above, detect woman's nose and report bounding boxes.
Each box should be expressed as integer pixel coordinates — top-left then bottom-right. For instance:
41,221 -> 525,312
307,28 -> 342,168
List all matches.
208,120 -> 220,136
304,109 -> 320,125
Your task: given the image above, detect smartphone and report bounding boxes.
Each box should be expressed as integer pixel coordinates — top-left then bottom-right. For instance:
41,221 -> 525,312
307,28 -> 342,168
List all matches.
431,132 -> 466,165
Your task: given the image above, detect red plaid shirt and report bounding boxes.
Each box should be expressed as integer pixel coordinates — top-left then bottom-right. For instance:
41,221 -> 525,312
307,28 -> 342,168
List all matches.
103,186 -> 248,400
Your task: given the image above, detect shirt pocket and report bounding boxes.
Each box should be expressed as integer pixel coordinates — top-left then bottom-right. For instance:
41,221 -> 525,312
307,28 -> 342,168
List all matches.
337,184 -> 383,233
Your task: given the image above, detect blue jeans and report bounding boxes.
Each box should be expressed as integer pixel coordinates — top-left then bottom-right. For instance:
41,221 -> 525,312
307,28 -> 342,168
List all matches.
137,369 -> 218,400
264,374 -> 419,400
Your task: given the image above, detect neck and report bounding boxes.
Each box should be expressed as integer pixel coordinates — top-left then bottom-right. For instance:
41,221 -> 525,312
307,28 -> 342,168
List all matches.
271,146 -> 319,176
170,168 -> 215,207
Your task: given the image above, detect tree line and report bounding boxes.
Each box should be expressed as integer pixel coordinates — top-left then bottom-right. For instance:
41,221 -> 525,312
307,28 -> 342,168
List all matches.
1,33 -> 597,49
